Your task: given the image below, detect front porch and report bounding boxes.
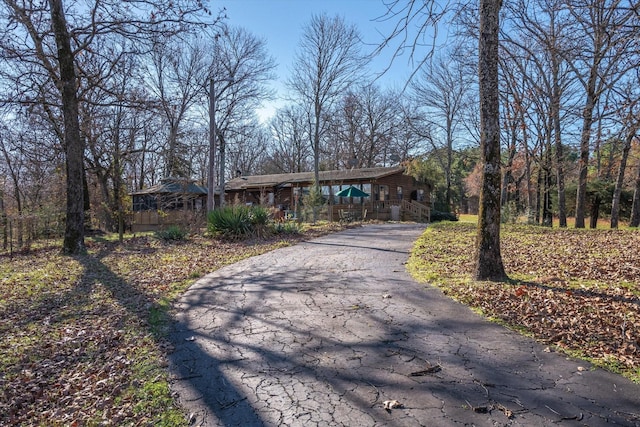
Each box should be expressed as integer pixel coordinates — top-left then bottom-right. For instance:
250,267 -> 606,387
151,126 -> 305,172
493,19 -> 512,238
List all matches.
316,199 -> 430,223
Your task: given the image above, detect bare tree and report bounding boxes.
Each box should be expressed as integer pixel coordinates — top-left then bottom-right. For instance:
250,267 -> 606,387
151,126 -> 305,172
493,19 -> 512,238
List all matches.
327,85 -> 400,169
610,88 -> 640,228
209,25 -> 276,207
267,105 -> 312,173
288,13 -> 368,184
0,0 -> 216,253
564,0 -> 637,228
145,37 -> 209,178
411,49 -> 474,211
228,124 -> 271,177
504,0 -> 574,227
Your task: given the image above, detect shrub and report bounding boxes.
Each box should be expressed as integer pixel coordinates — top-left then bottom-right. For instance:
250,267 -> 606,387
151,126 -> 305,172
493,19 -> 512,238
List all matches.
301,183 -> 326,223
249,205 -> 271,238
271,221 -> 302,235
207,206 -> 253,239
430,210 -> 458,223
154,225 -> 188,241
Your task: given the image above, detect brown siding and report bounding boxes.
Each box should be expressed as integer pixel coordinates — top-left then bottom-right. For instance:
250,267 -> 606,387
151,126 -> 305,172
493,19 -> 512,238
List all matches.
224,170 -> 431,222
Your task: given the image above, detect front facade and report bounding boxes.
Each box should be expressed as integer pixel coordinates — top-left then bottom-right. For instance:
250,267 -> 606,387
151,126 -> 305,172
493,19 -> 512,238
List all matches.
225,166 -> 431,222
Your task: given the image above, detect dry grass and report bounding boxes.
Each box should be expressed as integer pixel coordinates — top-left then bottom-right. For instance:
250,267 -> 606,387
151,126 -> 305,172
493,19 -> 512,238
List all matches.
0,222 -> 347,426
408,221 -> 640,382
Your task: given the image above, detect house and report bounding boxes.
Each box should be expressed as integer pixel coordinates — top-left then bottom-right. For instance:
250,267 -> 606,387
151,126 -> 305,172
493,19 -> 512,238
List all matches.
225,166 -> 431,222
130,177 -> 210,232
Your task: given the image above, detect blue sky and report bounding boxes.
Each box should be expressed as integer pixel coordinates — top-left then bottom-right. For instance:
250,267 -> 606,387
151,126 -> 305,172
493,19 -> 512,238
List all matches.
218,0 -> 440,120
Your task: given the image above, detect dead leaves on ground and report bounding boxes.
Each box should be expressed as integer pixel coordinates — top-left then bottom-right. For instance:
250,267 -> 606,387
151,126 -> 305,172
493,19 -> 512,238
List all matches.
0,231 -> 324,426
412,222 -> 640,380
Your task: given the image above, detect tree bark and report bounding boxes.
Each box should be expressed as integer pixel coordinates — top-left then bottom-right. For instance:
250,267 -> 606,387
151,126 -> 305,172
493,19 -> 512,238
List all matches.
50,0 -> 85,254
611,127 -> 635,228
0,186 -> 6,249
219,133 -> 227,208
474,0 -> 507,281
552,54 -> 567,227
207,77 -> 217,213
590,194 -> 600,229
575,91 -> 595,229
542,140 -> 553,227
630,160 -> 640,227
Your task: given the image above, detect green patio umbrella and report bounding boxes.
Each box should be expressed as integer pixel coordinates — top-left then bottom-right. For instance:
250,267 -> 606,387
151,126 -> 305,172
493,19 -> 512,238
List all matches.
335,186 -> 369,198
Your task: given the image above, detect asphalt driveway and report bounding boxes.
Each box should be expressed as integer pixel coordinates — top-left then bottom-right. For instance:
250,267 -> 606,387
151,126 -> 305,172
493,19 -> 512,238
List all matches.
169,223 -> 640,426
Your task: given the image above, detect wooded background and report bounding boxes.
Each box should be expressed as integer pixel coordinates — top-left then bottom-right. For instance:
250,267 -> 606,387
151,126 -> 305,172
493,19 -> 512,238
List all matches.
1,0 -> 639,251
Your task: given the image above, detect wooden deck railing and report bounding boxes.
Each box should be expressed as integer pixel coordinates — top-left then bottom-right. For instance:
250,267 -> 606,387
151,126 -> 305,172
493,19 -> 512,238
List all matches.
325,199 -> 430,222
131,210 -> 205,232
401,199 -> 430,221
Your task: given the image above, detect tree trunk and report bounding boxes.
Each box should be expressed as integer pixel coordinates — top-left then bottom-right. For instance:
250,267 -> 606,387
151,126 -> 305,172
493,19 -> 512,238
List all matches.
611,128 -> 634,228
219,134 -> 227,208
523,136 -> 534,223
501,135 -> 517,207
542,135 -> 553,227
313,101 -> 322,186
590,194 -> 600,228
50,0 -> 85,254
630,160 -> 640,227
474,0 -> 507,281
574,69 -> 597,228
0,188 -> 6,250
535,165 -> 542,224
552,54 -> 566,227
207,77 -> 217,213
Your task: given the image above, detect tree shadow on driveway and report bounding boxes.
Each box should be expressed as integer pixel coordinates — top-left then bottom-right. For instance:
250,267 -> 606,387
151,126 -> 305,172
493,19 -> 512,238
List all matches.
167,227 -> 640,427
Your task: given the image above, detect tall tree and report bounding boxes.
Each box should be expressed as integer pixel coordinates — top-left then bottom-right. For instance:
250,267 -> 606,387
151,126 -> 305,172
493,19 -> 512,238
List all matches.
49,0 -> 85,253
288,13 -> 368,184
412,49 -> 473,212
209,25 -> 276,207
0,0 -> 215,253
611,94 -> 640,228
379,0 -> 506,279
474,0 -> 507,280
267,105 -> 312,173
327,85 -> 400,169
565,0 -> 636,228
146,37 -> 208,178
504,0 -> 573,227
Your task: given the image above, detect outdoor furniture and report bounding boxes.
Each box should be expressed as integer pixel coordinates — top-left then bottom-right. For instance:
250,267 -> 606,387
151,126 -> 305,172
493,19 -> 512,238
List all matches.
339,210 -> 355,223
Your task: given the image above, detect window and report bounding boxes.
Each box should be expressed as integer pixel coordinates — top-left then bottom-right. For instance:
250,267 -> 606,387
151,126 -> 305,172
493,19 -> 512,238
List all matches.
379,185 -> 389,201
332,185 -> 340,204
397,186 -> 403,200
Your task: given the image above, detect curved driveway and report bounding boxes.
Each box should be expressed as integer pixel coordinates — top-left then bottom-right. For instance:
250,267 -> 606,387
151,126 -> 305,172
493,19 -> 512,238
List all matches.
169,223 -> 640,426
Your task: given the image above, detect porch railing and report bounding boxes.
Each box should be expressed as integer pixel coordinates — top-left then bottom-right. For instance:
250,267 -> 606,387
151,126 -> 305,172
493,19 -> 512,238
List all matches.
401,199 -> 430,221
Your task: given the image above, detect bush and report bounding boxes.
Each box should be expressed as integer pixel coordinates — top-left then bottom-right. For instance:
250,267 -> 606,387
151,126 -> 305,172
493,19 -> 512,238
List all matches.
207,206 -> 253,239
430,210 -> 458,222
271,221 -> 302,235
249,205 -> 271,238
154,225 -> 188,241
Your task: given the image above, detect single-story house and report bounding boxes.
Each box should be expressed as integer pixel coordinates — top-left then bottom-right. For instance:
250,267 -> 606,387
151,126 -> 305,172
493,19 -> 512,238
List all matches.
225,166 -> 431,222
130,177 -> 210,232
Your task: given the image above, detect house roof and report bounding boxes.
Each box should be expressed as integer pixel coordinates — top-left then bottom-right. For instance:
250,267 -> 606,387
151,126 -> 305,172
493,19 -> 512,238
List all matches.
226,166 -> 406,191
131,178 -> 208,196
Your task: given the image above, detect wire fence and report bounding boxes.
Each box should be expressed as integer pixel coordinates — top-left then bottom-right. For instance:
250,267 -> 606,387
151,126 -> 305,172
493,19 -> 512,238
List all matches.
0,212 -> 66,257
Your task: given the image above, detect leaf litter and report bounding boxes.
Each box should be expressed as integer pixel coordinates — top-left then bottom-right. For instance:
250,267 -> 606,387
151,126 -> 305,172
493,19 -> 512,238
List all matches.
410,222 -> 640,381
0,226 -> 343,426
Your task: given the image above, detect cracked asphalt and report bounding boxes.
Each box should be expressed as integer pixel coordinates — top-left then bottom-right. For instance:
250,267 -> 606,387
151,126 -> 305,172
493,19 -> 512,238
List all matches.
168,223 -> 640,426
